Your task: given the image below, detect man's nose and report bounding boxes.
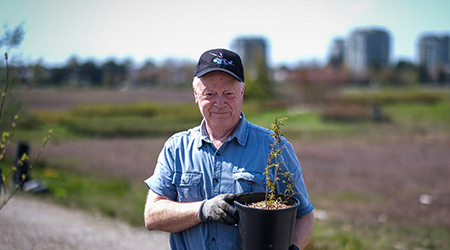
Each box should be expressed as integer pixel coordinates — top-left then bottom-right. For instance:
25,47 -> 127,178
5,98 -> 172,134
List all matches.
214,95 -> 226,108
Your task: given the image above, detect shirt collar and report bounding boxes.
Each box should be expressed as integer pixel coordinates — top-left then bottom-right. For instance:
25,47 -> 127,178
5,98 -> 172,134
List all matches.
197,112 -> 248,148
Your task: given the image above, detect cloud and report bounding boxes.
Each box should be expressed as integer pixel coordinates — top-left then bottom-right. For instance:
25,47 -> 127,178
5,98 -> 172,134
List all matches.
347,0 -> 375,15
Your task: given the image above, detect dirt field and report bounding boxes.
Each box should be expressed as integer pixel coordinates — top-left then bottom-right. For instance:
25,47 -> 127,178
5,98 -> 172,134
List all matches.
17,89 -> 450,227
295,137 -> 450,226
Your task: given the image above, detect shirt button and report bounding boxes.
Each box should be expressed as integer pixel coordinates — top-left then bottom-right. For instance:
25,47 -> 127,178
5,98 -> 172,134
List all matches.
214,178 -> 218,183
216,152 -> 221,156
211,237 -> 216,242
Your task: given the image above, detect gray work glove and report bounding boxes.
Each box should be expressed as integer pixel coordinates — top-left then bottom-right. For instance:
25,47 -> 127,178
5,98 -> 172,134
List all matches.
198,193 -> 238,225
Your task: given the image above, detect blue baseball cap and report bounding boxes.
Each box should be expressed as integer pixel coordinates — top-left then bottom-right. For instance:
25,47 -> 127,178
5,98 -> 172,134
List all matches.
194,48 -> 244,82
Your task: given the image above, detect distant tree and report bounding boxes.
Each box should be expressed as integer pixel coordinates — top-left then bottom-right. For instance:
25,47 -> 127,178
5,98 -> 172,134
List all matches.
65,55 -> 81,85
137,59 -> 158,87
30,59 -> 48,86
48,67 -> 70,86
244,52 -> 271,101
0,23 -> 26,86
0,22 -> 25,50
419,66 -> 430,83
437,65 -> 450,84
390,60 -> 419,87
157,58 -> 192,86
101,59 -> 127,88
80,60 -> 102,87
395,60 -> 415,71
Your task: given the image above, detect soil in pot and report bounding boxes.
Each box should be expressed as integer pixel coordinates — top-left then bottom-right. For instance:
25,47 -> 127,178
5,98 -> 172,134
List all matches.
234,192 -> 300,250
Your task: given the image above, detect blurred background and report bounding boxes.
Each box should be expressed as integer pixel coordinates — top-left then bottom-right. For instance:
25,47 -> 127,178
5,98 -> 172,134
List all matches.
1,0 -> 449,249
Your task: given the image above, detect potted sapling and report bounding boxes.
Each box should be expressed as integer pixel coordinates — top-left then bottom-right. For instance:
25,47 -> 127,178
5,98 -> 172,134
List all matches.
234,117 -> 300,250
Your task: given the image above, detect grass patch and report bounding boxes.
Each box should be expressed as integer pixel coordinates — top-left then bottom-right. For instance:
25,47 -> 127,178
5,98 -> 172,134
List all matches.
341,88 -> 446,106
310,219 -> 450,250
245,107 -> 365,141
30,102 -> 203,137
70,102 -> 160,117
381,101 -> 450,137
31,164 -> 148,227
70,102 -> 200,119
385,101 -> 450,125
61,116 -> 200,137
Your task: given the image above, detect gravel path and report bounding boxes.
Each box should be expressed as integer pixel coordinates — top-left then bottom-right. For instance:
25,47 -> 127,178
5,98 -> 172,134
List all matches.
0,196 -> 169,250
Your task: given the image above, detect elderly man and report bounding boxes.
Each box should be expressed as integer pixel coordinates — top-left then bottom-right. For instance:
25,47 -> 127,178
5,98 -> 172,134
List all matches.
144,48 -> 314,250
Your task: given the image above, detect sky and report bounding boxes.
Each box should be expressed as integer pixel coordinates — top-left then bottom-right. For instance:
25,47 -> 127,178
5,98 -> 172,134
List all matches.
1,0 -> 450,67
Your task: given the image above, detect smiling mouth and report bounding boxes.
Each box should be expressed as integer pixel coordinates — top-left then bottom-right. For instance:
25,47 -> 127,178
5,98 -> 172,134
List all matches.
212,111 -> 230,116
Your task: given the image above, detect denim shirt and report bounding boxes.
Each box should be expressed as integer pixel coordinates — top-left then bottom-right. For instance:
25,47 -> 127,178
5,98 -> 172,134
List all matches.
145,113 -> 314,250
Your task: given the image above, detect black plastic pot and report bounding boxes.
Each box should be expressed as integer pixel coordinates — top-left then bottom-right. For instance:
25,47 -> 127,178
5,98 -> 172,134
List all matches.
234,192 -> 300,250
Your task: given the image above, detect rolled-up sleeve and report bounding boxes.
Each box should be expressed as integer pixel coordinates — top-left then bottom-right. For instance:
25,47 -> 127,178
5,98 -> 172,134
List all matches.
281,140 -> 314,217
144,139 -> 177,201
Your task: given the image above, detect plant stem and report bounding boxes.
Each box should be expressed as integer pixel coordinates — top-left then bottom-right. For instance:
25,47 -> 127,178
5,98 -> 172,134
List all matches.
0,129 -> 52,210
0,53 -> 9,125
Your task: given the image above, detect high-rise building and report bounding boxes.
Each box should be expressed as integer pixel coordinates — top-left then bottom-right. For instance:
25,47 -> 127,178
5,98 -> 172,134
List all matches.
231,36 -> 271,99
345,28 -> 391,80
231,37 -> 269,80
328,38 -> 345,67
418,34 -> 450,82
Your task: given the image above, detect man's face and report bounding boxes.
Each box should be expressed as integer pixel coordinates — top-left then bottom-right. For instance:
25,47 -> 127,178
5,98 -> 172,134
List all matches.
194,71 -> 244,132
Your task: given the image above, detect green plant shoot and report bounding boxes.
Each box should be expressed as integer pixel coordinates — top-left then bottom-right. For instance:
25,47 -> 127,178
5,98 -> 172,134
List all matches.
263,117 -> 297,207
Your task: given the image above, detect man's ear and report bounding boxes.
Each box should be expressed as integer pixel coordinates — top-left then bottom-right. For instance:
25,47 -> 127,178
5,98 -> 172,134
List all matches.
193,86 -> 199,104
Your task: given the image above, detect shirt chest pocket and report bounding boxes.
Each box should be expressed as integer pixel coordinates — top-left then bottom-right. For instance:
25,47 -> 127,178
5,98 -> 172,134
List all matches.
232,171 -> 266,194
173,172 -> 203,202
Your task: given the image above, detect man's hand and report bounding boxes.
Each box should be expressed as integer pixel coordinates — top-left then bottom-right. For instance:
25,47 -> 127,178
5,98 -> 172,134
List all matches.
198,193 -> 238,225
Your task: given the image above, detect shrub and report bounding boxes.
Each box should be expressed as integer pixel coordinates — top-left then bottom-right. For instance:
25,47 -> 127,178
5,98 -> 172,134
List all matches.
321,103 -> 369,122
341,91 -> 442,106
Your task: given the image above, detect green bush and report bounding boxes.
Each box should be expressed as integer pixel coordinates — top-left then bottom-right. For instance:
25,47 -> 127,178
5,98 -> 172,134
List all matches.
61,116 -> 201,137
61,102 -> 202,137
341,90 -> 443,106
70,102 -> 159,117
321,103 -> 369,122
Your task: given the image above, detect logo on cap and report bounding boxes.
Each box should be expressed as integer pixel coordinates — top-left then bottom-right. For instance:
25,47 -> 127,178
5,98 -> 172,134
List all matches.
210,52 -> 234,66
